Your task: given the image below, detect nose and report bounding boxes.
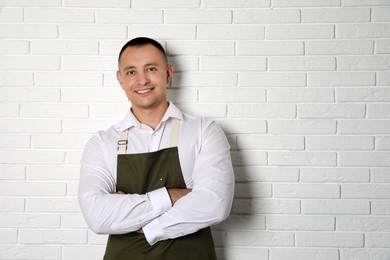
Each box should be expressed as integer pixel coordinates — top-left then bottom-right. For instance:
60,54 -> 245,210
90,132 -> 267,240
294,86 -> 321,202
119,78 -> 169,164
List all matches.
136,71 -> 150,86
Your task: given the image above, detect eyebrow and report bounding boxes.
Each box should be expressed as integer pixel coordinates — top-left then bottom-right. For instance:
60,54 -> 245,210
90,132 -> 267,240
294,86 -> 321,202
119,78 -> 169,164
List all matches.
122,63 -> 160,72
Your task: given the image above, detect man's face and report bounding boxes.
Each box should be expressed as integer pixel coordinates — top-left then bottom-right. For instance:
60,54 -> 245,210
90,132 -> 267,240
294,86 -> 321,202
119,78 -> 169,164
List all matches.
116,44 -> 172,113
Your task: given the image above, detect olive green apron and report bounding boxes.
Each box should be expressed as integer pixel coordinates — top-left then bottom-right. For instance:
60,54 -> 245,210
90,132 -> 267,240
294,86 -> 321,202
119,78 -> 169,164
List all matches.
103,119 -> 217,260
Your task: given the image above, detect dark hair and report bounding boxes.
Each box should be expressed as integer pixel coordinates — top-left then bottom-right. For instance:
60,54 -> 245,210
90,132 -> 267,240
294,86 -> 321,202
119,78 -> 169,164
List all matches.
118,37 -> 168,64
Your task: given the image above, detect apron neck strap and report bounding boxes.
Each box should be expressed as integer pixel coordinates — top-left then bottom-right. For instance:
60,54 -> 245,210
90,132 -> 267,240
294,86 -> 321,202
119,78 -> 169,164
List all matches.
117,118 -> 180,155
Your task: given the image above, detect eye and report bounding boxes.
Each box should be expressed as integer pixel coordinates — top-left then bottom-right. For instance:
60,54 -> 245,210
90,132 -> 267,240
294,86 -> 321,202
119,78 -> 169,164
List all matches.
147,66 -> 157,72
126,70 -> 136,76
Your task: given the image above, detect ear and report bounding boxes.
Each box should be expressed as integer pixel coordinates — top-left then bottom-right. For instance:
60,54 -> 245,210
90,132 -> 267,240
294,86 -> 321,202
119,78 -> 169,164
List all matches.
166,64 -> 173,85
116,71 -> 124,89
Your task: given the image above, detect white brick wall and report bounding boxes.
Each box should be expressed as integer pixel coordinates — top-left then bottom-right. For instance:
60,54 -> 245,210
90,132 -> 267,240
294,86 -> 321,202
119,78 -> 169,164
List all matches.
0,1 -> 389,259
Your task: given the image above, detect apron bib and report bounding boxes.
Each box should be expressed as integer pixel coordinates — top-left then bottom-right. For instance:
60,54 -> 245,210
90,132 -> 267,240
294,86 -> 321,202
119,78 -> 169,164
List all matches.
103,119 -> 217,260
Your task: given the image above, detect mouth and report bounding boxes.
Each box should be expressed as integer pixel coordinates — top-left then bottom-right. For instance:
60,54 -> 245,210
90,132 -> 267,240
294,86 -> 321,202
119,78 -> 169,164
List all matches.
135,87 -> 154,94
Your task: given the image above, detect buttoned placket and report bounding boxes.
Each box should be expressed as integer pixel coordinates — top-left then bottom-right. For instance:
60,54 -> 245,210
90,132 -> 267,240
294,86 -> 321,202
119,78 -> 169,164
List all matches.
140,121 -> 167,153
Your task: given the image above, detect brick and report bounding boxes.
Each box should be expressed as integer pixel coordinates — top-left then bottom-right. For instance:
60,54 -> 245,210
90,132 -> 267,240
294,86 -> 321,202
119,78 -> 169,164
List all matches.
305,40 -> 374,55
273,0 -> 340,7
337,56 -> 390,70
218,248 -> 268,260
66,182 -> 79,196
127,25 -> 196,40
341,249 -> 390,260
0,182 -> 66,196
300,168 -> 369,183
35,72 -> 103,86
165,10 -> 232,24
302,8 -> 370,23
340,152 -> 390,166
268,88 -> 334,102
0,0 -> 61,6
234,9 -> 300,24
234,167 -> 299,182
231,151 -> 267,166
63,119 -> 118,134
308,72 -> 375,86
337,23 -> 390,38
60,25 -> 127,39
274,184 -> 340,198
0,230 -> 17,243
0,103 -> 18,117
215,214 -> 266,231
372,7 -> 390,21
0,245 -> 62,259
232,198 -> 300,214
237,41 -> 304,55
132,0 -> 199,8
64,0 -> 130,7
298,104 -> 366,118
372,201 -> 390,215
228,104 -> 296,118
240,72 -> 306,86
176,103 -> 227,118
234,183 -> 272,198
0,214 -> 59,228
0,24 -> 58,38
368,104 -> 390,118
63,56 -> 116,71
61,88 -> 125,102
269,57 -> 336,71
226,231 -> 294,246
31,40 -> 98,55
87,232 -> 108,245
297,232 -> 364,247
337,88 -> 390,102
237,135 -> 304,150
201,57 -> 266,71
376,40 -> 390,54
96,10 -> 163,24
267,215 -> 335,231
0,149 -> 64,166
63,246 -> 105,260
199,88 -> 266,103
267,25 -> 334,39
342,184 -> 390,198
0,133 -> 30,149
366,233 -> 390,248
268,120 -> 337,134
271,248 -> 339,260
0,87 -> 60,102
343,0 -> 390,6
376,136 -> 390,151
20,104 -> 88,118
0,198 -> 25,212
20,230 -> 87,244
167,41 -> 235,55
378,72 -> 390,85
203,0 -> 270,7
31,135 -> 89,149
0,40 -> 29,54
214,119 -> 267,134
269,152 -> 337,166
27,165 -> 79,181
0,119 -> 61,133
27,198 -> 80,213
0,55 -> 60,70
339,120 -> 390,134
198,25 -> 264,40
169,57 -> 199,71
0,164 -> 25,180
89,103 -> 131,119
0,72 -> 33,85
172,72 -> 237,87
0,8 -> 23,22
100,40 -> 137,56
337,216 -> 390,231
61,214 -> 87,229
306,136 -> 373,150
25,8 -> 94,23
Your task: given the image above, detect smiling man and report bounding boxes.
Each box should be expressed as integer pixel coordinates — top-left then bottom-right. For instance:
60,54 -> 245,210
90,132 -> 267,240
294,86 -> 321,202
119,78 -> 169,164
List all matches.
78,37 -> 235,260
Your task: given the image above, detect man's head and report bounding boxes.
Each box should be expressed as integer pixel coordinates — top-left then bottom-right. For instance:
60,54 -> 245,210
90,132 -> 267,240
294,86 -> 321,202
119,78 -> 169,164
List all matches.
116,37 -> 172,116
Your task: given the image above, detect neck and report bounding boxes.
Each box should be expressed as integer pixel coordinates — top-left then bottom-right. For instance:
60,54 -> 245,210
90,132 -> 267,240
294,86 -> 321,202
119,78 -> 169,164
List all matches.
131,102 -> 169,130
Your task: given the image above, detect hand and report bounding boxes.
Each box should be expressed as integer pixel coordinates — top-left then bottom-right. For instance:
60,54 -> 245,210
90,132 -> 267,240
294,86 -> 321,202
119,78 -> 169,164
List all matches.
167,188 -> 192,205
112,190 -> 125,194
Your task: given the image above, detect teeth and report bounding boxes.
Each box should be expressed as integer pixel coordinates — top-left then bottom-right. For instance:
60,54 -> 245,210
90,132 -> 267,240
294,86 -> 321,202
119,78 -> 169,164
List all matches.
137,89 -> 152,94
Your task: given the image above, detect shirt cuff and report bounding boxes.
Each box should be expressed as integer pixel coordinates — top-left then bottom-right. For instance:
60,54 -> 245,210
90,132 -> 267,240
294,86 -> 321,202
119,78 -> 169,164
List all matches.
147,187 -> 172,215
143,218 -> 164,245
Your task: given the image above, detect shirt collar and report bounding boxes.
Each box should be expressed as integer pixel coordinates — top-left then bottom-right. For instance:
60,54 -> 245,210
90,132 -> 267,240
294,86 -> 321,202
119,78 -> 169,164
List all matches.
116,101 -> 183,132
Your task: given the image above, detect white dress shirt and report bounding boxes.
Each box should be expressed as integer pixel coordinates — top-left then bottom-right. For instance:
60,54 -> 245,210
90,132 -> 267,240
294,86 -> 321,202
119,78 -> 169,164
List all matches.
78,102 -> 234,245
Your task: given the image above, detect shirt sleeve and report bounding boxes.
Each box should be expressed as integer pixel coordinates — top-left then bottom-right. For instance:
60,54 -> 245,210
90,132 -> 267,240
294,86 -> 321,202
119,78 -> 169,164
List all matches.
143,120 -> 235,245
78,132 -> 172,235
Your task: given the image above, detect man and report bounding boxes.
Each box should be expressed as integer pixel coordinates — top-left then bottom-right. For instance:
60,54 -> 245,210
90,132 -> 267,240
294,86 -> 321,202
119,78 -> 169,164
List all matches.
78,37 -> 234,260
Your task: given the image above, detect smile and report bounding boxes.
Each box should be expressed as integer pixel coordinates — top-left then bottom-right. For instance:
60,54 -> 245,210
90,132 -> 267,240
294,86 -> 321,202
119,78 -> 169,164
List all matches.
135,88 -> 154,94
